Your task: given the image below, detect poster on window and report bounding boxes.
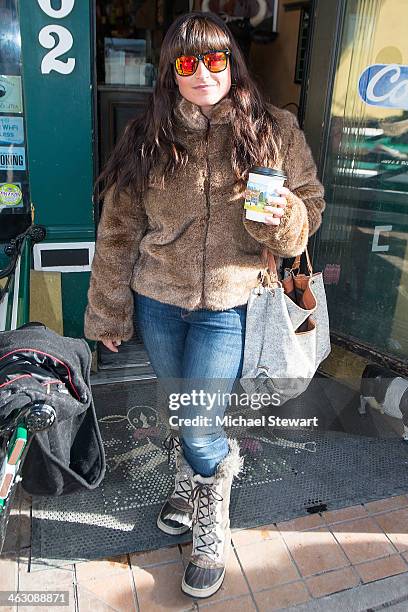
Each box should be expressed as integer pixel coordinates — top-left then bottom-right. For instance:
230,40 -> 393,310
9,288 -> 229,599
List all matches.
0,117 -> 24,145
0,75 -> 23,114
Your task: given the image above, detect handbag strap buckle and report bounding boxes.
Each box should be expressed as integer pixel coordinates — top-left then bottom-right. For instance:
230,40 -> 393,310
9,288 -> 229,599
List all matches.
258,268 -> 282,289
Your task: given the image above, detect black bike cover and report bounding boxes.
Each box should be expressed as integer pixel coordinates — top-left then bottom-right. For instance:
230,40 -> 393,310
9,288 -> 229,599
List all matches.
0,323 -> 106,496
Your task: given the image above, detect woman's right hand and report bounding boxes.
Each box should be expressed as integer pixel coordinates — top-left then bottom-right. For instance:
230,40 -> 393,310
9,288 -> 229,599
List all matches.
262,186 -> 289,225
101,339 -> 122,353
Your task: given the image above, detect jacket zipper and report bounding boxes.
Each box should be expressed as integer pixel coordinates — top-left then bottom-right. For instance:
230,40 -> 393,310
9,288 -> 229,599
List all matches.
200,120 -> 211,309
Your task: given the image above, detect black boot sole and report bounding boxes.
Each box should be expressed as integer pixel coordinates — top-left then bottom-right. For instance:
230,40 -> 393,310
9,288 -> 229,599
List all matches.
181,568 -> 226,598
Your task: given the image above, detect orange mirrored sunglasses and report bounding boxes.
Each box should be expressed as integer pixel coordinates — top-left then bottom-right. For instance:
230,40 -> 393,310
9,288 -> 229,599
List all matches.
174,50 -> 231,77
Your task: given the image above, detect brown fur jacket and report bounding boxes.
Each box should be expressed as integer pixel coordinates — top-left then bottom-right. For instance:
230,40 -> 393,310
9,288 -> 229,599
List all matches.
84,94 -> 326,341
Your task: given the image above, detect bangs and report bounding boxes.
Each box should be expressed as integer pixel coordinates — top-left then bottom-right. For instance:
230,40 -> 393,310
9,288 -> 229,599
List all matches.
170,16 -> 231,58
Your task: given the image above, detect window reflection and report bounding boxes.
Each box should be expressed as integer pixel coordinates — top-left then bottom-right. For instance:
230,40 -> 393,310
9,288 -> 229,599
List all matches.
315,0 -> 408,359
0,0 -> 31,240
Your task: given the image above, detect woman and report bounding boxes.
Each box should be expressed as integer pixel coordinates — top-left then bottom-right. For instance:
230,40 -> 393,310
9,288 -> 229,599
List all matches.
84,11 -> 325,599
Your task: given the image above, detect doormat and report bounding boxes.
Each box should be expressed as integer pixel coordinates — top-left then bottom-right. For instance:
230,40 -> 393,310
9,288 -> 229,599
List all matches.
29,377 -> 408,570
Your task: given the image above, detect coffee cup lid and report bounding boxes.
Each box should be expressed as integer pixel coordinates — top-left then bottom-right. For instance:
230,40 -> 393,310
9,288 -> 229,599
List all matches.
249,166 -> 287,179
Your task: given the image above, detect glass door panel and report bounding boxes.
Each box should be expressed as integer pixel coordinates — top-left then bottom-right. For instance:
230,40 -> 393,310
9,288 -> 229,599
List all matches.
315,0 -> 408,360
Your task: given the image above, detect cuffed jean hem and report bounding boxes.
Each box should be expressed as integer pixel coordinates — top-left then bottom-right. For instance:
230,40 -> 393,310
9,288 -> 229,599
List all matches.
181,434 -> 229,477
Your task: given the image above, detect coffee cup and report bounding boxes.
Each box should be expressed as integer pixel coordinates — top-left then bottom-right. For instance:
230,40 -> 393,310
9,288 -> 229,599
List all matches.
244,166 -> 287,223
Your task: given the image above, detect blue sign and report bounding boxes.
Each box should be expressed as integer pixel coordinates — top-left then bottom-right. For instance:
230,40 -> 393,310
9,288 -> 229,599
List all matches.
0,146 -> 26,170
0,117 -> 24,145
358,64 -> 408,110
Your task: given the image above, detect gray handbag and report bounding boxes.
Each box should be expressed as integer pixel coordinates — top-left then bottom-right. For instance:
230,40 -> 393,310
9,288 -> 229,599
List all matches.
240,246 -> 331,405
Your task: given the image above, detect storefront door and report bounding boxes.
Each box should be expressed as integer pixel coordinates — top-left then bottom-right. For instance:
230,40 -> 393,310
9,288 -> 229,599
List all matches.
305,0 -> 408,363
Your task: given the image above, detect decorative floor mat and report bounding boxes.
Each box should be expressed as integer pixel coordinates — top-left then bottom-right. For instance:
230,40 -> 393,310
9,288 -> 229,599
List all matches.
30,377 -> 408,570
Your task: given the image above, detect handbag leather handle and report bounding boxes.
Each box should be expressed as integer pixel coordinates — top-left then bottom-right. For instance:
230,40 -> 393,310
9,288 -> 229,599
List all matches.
260,245 -> 313,281
291,248 -> 313,275
261,246 -> 279,279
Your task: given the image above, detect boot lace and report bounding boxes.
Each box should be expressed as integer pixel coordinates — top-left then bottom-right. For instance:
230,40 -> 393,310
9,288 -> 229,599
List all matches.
174,474 -> 192,504
163,432 -> 182,465
190,483 -> 223,559
163,433 -> 191,503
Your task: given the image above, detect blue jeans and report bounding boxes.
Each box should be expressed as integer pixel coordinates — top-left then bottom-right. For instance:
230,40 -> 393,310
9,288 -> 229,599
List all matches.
134,293 -> 247,476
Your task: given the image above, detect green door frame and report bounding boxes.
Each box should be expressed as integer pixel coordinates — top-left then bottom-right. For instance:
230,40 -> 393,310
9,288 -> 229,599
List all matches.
18,0 -> 96,339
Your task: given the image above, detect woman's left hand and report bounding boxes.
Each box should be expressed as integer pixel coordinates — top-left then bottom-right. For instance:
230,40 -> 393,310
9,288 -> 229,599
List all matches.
262,186 -> 290,225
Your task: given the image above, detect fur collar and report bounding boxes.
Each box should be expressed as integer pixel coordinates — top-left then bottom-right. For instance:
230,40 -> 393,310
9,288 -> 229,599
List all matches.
174,93 -> 235,131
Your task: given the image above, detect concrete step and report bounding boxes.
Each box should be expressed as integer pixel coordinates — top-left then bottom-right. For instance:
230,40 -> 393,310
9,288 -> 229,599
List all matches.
91,364 -> 156,386
98,340 -> 151,370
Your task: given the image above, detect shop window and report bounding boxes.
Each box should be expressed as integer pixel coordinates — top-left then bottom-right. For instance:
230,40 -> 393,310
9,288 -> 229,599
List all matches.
96,1 -> 194,87
0,0 -> 31,240
314,0 -> 408,361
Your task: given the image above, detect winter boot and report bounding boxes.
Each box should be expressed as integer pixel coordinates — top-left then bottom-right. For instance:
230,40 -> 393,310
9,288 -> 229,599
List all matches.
181,438 -> 243,598
157,432 -> 194,535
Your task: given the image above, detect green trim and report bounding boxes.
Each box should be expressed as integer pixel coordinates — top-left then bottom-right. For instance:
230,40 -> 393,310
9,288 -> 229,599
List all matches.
1,238 -> 32,331
17,238 -> 31,328
5,275 -> 14,331
61,272 -> 91,339
44,226 -> 96,242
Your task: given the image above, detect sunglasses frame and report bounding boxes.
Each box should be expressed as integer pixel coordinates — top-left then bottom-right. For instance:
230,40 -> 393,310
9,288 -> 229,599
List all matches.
173,49 -> 231,77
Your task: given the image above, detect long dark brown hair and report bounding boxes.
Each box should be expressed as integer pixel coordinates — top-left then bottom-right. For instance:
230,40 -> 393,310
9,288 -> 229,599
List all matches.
96,11 -> 282,206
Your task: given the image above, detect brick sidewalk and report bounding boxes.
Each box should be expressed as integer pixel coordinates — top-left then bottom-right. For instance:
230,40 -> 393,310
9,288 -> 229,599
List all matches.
1,490 -> 408,611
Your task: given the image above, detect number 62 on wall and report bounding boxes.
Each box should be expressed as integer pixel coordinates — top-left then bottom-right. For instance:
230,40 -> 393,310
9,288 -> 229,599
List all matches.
37,0 -> 75,75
